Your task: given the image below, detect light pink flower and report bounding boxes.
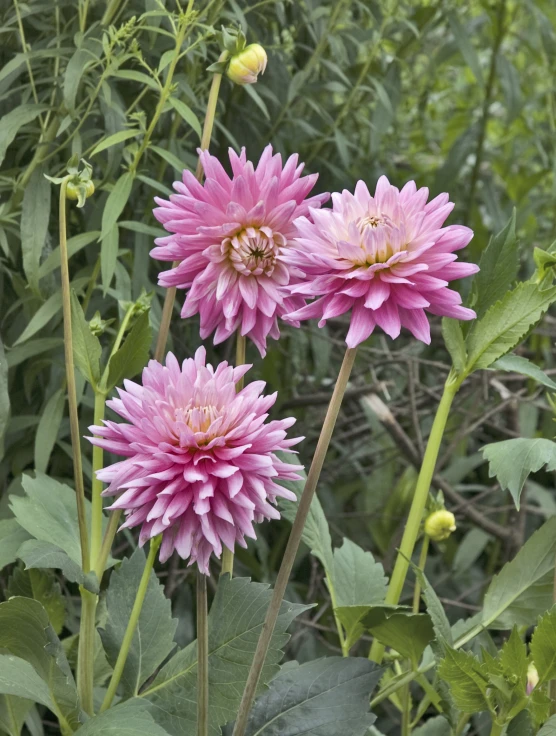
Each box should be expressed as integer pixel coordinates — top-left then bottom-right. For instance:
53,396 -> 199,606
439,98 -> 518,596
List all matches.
152,145 -> 329,356
283,176 -> 478,347
88,348 -> 302,574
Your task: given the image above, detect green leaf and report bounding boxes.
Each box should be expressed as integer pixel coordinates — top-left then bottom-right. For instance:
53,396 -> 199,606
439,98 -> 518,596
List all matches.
0,693 -> 34,736
471,210 -> 518,320
366,611 -> 434,668
0,105 -> 48,167
0,519 -> 30,569
412,717 -> 451,735
150,145 -> 188,174
34,389 -> 65,473
71,290 -> 102,386
277,453 -> 334,574
245,657 -> 382,736
38,231 -> 100,279
143,576 -> 309,736
491,354 -> 556,390
446,12 -> 484,86
73,699 -> 171,735
413,566 -> 453,648
538,716 -> 556,735
168,98 -> 202,139
0,338 -> 10,460
6,338 -> 63,368
482,516 -> 556,629
90,129 -> 140,157
7,567 -> 66,636
17,539 -> 99,594
0,654 -> 53,708
0,597 -> 79,730
442,318 -> 466,372
438,647 -> 490,713
499,627 -> 528,691
482,438 -> 556,509
100,172 -> 134,241
21,167 -> 51,295
466,283 -> 556,372
507,710 -> 535,736
106,311 -> 151,390
530,607 -> 556,684
101,223 -> 119,293
100,547 -> 177,697
13,291 -> 63,346
63,48 -> 95,113
112,69 -> 160,90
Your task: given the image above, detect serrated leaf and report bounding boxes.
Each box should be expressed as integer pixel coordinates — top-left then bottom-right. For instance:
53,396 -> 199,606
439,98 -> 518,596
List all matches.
491,354 -> 556,390
99,547 -> 177,697
0,654 -> 53,708
168,98 -> 202,139
482,516 -> 556,629
413,566 -> 453,648
499,627 -> 528,691
73,699 -> 171,735
245,657 -> 382,736
0,105 -> 48,167
366,611 -> 434,668
466,283 -> 556,372
530,606 -> 556,684
106,310 -> 151,390
438,647 -> 490,713
90,129 -> 140,157
34,389 -> 65,473
70,290 -> 102,386
17,539 -> 99,594
471,211 -> 518,319
0,518 -> 30,569
442,318 -> 466,372
482,438 -> 556,509
143,576 -> 309,736
21,167 -> 51,295
8,567 -> 66,635
277,453 -> 334,574
100,172 -> 134,240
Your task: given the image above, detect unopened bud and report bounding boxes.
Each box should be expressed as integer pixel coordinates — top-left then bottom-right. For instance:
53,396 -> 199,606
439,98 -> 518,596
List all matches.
227,43 -> 267,85
424,510 -> 456,541
527,663 -> 539,695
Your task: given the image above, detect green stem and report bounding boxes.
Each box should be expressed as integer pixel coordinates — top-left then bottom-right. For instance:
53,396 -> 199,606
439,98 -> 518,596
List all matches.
412,535 -> 430,614
401,675 -> 412,736
232,347 -> 357,736
327,572 -> 348,656
81,257 -> 100,316
13,0 -> 44,131
489,720 -> 504,736
77,588 -> 96,715
455,714 -> 471,736
94,508 -> 122,578
197,569 -> 209,736
369,373 -> 460,664
59,178 -> 90,573
100,535 -> 162,712
154,50 -> 228,363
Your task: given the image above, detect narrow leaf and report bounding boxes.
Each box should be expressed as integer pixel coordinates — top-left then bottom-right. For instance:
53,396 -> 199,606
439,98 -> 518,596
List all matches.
100,172 -> 134,240
0,105 -> 48,167
106,311 -> 151,390
90,129 -> 140,157
34,389 -> 65,473
101,223 -> 119,293
21,167 -> 51,294
168,98 -> 202,139
491,354 -> 556,390
442,318 -> 467,372
0,337 -> 9,459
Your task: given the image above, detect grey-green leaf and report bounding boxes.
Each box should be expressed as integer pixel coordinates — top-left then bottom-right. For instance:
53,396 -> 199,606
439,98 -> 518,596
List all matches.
438,647 -> 490,713
101,223 -> 119,293
491,354 -> 556,391
34,389 -> 65,473
0,105 -> 48,167
530,606 -> 556,684
412,716 -> 451,736
168,97 -> 202,139
74,699 -> 171,735
0,654 -> 54,709
17,539 -> 99,594
0,518 -> 30,569
106,311 -> 151,390
71,290 -> 102,386
366,611 -> 434,668
442,318 -> 466,373
538,716 -> 556,735
0,337 -> 10,460
245,657 -> 382,736
21,167 -> 51,295
100,172 -> 134,240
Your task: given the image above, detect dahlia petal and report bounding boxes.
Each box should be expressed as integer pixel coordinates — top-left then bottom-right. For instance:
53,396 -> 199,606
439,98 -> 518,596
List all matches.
345,301 -> 376,348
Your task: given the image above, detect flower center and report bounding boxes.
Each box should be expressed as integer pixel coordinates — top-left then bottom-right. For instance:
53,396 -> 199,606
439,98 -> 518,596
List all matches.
355,212 -> 398,265
358,214 -> 385,230
223,226 -> 286,276
181,404 -> 220,433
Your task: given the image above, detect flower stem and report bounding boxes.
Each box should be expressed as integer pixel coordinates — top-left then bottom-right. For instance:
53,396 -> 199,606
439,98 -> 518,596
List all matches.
412,534 -> 430,614
76,588 -> 96,715
59,178 -> 90,573
100,535 -> 162,712
154,51 -> 228,363
94,509 -> 122,579
489,720 -> 504,736
232,347 -> 357,736
327,572 -> 349,656
197,569 -> 209,736
369,372 -> 460,664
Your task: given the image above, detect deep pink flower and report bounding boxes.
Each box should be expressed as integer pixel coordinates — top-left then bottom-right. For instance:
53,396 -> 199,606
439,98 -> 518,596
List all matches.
88,348 -> 302,574
152,145 -> 329,356
283,176 -> 478,347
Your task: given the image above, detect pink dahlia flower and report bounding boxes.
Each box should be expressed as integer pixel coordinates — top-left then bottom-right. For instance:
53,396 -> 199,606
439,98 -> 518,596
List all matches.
152,145 -> 329,356
283,176 -> 478,347
88,348 -> 302,574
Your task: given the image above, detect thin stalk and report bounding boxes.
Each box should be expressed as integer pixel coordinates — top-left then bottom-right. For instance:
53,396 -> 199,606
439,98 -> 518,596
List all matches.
100,535 -> 162,712
94,509 -> 122,578
81,257 -> 101,316
59,178 -> 90,572
401,675 -> 411,736
412,535 -> 430,614
489,721 -> 504,736
369,373 -> 461,664
197,570 -> 209,736
76,588 -> 96,715
13,0 -> 44,130
232,347 -> 358,736
327,572 -> 348,656
154,50 -> 228,362
455,714 -> 471,735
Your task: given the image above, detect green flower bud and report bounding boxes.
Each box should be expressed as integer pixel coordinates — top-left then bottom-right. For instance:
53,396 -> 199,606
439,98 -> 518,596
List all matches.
227,43 -> 267,85
424,510 -> 456,541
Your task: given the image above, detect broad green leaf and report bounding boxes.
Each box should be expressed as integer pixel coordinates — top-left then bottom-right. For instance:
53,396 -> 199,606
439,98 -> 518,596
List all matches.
482,438 -> 556,509
507,710 -> 535,736
6,338 -> 63,368
499,628 -> 528,691
73,699 -> 170,735
70,290 -> 102,386
366,611 -> 434,668
106,311 -> 151,390
0,597 -> 79,729
529,686 -> 552,726
143,576 -> 309,736
438,647 -> 490,713
90,129 -> 140,157
101,223 -> 119,293
38,231 -> 100,279
21,167 -> 51,295
466,284 -> 556,372
0,105 -> 48,167
14,292 -> 63,346
168,98 -> 202,139
245,657 -> 382,736
538,716 -> 556,735
99,547 -> 177,697
278,453 -> 334,574
335,604 -> 406,652
100,172 -> 134,240
0,519 -> 30,569
441,318 -> 466,372
34,389 -> 65,473
530,607 -> 556,684
482,516 -> 556,629
17,539 -> 99,594
0,693 -> 33,736
491,354 -> 556,390
8,567 -> 65,635
0,338 -> 9,460
412,717 -> 451,736
471,210 -> 517,320
0,654 -> 53,708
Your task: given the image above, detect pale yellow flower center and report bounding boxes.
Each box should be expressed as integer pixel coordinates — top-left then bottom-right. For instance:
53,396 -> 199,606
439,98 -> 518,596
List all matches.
223,226 -> 285,276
